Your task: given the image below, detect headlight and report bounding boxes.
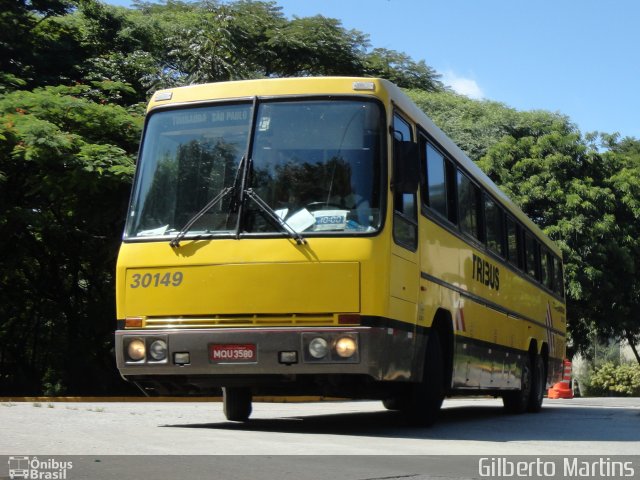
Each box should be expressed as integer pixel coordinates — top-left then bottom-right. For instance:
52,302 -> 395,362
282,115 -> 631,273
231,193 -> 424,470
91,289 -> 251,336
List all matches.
334,336 -> 357,358
149,339 -> 168,361
308,337 -> 329,359
127,339 -> 146,361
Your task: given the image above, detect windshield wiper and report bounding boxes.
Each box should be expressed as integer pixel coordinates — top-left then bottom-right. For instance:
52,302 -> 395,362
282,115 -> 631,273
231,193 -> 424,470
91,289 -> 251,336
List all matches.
171,154 -> 249,248
243,188 -> 307,245
170,186 -> 234,248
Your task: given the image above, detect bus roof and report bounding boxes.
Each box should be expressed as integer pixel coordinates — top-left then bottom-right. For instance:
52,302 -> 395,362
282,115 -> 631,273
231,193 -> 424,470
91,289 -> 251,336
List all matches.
147,77 -> 561,257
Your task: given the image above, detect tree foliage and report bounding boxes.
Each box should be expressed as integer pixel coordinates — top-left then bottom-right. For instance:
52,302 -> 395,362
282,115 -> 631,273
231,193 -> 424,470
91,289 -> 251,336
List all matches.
365,49 -> 443,91
0,85 -> 140,394
71,0 -> 443,96
481,130 -> 640,359
587,362 -> 640,396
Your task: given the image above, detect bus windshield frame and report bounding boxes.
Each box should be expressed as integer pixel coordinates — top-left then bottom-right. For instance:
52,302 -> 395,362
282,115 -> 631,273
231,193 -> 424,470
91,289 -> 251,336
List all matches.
124,97 -> 386,241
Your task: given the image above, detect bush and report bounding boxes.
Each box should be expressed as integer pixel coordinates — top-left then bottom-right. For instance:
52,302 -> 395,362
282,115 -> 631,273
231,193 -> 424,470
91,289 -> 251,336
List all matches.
587,362 -> 640,396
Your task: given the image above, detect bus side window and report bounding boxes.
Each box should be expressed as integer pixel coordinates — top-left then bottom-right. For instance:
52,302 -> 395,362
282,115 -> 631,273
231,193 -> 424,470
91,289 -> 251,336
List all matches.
392,113 -> 417,250
541,247 -> 552,289
554,255 -> 565,296
506,215 -> 520,269
524,232 -> 539,280
423,140 -> 447,218
445,159 -> 458,225
485,195 -> 505,257
457,170 -> 481,240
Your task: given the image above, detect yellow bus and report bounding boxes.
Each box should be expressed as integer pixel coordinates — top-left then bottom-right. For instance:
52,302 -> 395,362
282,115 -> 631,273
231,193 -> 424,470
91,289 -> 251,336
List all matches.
115,77 -> 566,425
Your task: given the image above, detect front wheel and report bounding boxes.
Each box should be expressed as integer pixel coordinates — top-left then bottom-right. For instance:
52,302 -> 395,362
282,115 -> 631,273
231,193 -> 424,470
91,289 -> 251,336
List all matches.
401,330 -> 444,426
223,387 -> 252,422
382,397 -> 403,411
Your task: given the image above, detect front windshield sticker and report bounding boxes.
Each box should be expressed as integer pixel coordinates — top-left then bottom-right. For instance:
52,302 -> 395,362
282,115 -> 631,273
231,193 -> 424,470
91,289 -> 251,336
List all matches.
137,224 -> 169,237
125,99 -> 383,240
285,209 -> 316,232
312,210 -> 349,231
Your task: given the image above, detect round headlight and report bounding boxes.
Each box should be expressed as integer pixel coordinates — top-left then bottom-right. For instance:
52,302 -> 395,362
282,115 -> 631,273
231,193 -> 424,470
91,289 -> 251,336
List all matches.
149,340 -> 168,361
308,337 -> 329,359
335,336 -> 357,358
127,339 -> 146,361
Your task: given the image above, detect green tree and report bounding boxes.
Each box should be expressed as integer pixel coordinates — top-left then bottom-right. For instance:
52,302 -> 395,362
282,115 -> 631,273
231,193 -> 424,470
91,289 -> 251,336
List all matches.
267,14 -> 367,77
90,1 -> 444,91
596,136 -> 640,363
0,0 -> 84,89
477,124 -> 640,362
226,0 -> 287,77
0,85 -> 140,394
407,89 -> 518,159
365,48 -> 443,91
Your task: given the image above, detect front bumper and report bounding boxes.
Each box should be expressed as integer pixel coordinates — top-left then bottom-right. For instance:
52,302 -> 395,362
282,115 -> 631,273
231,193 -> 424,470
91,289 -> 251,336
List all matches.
115,325 -> 419,394
118,326 -> 384,377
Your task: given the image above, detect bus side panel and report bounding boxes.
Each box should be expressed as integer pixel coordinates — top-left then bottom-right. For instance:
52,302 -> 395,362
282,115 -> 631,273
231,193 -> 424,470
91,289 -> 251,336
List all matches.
451,300 -> 523,390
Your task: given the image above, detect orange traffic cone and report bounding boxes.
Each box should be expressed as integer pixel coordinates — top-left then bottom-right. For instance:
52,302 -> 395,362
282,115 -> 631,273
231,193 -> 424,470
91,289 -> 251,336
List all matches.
547,358 -> 573,399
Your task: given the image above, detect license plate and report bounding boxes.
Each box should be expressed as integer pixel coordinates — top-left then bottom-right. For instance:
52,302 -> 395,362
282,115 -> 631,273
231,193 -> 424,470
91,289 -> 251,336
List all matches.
209,344 -> 256,363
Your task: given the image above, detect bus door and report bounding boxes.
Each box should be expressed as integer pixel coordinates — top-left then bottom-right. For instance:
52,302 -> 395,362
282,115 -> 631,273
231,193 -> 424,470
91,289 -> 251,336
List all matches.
388,113 -> 420,379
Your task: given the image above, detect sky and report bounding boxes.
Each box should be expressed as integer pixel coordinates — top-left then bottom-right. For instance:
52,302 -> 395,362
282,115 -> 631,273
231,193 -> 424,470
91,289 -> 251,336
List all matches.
106,0 -> 640,139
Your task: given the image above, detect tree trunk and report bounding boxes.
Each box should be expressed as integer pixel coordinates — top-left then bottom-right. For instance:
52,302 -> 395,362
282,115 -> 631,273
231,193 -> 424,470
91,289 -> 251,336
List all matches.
626,332 -> 640,365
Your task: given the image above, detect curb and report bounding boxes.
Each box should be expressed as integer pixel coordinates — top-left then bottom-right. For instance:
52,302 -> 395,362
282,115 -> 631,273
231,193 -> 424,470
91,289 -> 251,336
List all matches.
0,396 -> 345,403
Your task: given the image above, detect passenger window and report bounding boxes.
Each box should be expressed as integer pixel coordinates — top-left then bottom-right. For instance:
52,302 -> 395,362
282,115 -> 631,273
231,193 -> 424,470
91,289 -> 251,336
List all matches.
393,113 -> 417,250
524,232 -> 538,279
425,142 -> 447,217
554,256 -> 564,296
457,171 -> 480,239
541,248 -> 551,288
485,196 -> 504,257
393,114 -> 412,143
506,216 -> 519,268
445,160 -> 458,225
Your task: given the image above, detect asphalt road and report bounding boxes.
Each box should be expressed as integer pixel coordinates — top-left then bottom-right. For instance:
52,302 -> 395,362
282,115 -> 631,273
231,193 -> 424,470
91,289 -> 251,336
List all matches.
1,397 -> 639,479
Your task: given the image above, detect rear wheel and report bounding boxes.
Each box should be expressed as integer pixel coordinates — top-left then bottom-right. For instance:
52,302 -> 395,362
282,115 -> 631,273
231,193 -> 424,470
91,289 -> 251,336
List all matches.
527,354 -> 546,412
402,330 -> 444,426
502,355 -> 532,414
223,387 -> 252,422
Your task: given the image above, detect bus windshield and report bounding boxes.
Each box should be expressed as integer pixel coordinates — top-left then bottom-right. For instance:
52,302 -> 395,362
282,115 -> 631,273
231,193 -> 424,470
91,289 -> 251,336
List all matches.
125,99 -> 384,239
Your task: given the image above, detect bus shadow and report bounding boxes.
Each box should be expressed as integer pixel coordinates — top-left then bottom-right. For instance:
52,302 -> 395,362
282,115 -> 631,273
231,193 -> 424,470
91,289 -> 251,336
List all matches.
161,403 -> 640,442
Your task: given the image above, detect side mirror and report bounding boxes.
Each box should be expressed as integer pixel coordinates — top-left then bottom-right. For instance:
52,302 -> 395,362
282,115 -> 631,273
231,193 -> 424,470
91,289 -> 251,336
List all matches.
393,140 -> 419,193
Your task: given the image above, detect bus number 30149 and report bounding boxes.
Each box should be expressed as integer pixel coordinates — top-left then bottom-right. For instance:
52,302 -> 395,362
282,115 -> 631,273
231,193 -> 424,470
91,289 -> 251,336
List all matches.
129,271 -> 183,288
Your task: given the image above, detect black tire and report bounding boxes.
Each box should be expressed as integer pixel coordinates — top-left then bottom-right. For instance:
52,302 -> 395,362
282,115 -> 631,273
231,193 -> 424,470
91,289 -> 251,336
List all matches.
223,387 -> 252,422
502,354 -> 532,414
527,354 -> 546,413
402,330 -> 444,426
382,397 -> 402,410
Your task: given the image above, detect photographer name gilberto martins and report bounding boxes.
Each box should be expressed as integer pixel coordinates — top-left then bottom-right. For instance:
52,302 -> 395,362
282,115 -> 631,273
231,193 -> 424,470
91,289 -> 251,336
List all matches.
478,457 -> 636,478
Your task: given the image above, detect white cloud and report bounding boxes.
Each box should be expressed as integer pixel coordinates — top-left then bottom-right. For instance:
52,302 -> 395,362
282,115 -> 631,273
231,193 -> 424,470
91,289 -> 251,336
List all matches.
441,70 -> 484,100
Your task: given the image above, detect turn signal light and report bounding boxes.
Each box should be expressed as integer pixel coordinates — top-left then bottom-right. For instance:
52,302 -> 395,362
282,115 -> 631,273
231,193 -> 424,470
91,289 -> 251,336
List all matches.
338,314 -> 360,325
125,317 -> 144,328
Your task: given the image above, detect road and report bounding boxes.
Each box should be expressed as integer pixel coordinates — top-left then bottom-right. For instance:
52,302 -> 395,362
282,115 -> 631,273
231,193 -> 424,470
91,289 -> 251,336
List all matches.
1,397 -> 639,479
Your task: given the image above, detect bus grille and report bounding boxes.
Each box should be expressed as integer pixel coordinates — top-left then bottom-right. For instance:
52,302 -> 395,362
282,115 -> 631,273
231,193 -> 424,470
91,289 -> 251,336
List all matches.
138,314 -> 337,329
